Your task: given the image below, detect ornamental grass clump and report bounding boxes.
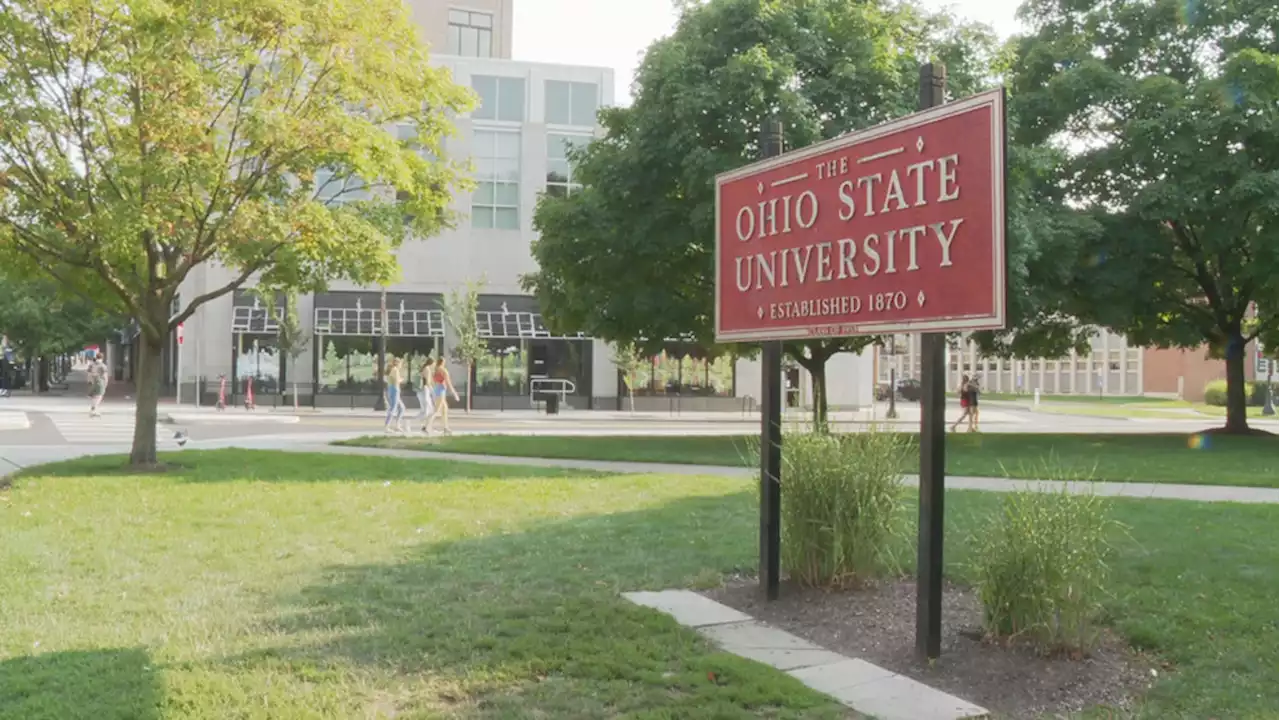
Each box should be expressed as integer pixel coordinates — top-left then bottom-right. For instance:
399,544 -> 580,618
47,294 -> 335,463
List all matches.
969,474 -> 1118,655
777,429 -> 912,588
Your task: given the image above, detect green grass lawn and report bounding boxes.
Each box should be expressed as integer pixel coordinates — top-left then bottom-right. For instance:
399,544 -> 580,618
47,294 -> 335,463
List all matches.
0,451 -> 851,720
1,450 -> 1274,718
343,432 -> 1280,487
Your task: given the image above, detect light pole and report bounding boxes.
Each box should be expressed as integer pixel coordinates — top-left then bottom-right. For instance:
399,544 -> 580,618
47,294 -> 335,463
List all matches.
1263,358 -> 1275,416
885,336 -> 900,420
373,288 -> 388,411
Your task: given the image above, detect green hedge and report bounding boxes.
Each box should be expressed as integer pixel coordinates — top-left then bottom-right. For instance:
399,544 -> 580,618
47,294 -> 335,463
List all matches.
1203,379 -> 1276,407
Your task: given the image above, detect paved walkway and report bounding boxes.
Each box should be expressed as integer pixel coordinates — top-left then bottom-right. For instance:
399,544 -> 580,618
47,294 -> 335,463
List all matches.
2,435 -> 1275,504
624,590 -> 986,720
281,443 -> 1280,505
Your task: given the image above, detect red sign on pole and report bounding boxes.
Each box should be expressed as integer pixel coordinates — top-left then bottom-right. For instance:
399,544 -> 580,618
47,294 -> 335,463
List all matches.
715,89 -> 1007,342
177,323 -> 184,345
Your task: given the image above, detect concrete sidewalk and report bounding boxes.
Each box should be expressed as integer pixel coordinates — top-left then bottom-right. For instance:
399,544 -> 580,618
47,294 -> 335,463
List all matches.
3,435 -> 1275,505
283,443 -> 1280,505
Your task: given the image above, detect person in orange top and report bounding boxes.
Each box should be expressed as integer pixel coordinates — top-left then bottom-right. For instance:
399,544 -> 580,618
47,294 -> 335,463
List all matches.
425,356 -> 460,435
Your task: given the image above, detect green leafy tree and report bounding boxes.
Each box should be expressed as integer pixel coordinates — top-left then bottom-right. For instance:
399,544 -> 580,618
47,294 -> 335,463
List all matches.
254,289 -> 309,411
0,266 -> 124,390
610,341 -> 647,413
525,0 -> 1051,427
1011,0 -> 1278,433
441,278 -> 485,412
0,0 -> 472,465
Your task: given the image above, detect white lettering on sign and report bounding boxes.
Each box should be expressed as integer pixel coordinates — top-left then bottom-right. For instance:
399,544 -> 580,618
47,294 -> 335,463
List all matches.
728,150 -> 971,292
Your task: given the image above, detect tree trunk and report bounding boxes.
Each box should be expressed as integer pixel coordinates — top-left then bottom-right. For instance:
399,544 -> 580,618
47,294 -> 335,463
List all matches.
790,351 -> 831,433
129,330 -> 164,467
38,356 -> 51,392
1223,333 -> 1250,434
629,387 -> 635,413
809,360 -> 829,433
466,362 -> 473,413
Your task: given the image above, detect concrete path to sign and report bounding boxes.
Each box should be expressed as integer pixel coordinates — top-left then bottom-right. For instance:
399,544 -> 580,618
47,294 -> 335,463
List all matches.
1,430 -> 1275,504
623,589 -> 987,720
274,443 -> 1278,505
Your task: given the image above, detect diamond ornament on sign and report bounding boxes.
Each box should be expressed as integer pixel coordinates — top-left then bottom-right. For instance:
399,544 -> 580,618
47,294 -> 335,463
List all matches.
757,307 -> 764,319
918,291 -> 927,306
915,136 -> 925,152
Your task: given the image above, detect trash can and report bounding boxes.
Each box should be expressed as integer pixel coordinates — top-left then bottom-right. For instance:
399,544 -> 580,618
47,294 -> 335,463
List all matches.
542,392 -> 560,415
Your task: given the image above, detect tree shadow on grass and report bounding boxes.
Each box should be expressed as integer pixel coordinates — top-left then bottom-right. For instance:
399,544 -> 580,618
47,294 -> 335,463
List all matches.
14,449 -> 600,484
0,647 -> 161,720
232,491 -> 851,719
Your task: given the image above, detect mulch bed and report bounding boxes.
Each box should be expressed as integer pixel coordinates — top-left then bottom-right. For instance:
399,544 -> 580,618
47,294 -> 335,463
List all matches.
705,577 -> 1154,719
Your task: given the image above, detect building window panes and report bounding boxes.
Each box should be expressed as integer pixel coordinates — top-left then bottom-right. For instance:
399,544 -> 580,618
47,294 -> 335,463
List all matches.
314,169 -> 368,204
473,130 -> 520,230
472,75 -> 525,122
546,133 -> 590,197
448,9 -> 493,57
545,81 -> 599,126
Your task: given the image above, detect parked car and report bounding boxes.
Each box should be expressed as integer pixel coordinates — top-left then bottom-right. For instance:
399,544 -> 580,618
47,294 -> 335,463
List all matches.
876,377 -> 922,402
897,378 -> 922,402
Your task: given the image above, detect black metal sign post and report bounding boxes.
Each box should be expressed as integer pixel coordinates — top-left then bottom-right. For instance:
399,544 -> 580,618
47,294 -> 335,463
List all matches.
916,62 -> 948,660
759,117 -> 784,601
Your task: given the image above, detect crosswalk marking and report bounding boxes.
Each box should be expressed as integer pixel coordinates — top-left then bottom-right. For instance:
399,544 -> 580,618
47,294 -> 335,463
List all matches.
0,411 -> 30,430
49,414 -> 164,444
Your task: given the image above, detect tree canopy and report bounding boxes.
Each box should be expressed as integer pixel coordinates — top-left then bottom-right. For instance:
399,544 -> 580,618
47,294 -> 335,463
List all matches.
1012,0 -> 1279,431
0,0 -> 473,463
524,0 -> 1093,424
0,264 -> 122,364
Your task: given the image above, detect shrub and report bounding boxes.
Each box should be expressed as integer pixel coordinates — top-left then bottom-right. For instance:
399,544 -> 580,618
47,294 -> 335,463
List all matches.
1203,379 -> 1227,406
1204,379 -> 1274,407
777,429 -> 913,588
968,482 -> 1117,655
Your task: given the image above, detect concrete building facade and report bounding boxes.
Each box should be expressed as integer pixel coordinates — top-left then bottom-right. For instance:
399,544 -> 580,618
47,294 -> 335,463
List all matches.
875,329 -> 1268,401
134,0 -> 876,412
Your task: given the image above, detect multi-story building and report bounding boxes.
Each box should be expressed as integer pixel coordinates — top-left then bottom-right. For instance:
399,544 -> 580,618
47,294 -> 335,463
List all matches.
112,0 -> 877,412
875,330 -> 1268,401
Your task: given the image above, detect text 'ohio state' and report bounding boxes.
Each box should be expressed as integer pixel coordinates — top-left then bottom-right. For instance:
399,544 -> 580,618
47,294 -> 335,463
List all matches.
730,153 -> 966,293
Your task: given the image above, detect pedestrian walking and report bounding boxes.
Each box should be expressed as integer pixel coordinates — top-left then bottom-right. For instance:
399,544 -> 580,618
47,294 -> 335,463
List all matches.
951,374 -> 972,433
425,357 -> 460,436
87,351 -> 108,417
383,357 -> 407,434
415,358 -> 435,433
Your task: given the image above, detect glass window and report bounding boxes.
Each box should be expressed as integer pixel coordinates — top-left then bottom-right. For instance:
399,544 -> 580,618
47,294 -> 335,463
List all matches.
313,169 -> 368,204
471,76 -> 525,122
235,334 -> 280,395
545,80 -> 599,126
447,10 -> 494,57
472,130 -> 521,230
546,133 -> 591,197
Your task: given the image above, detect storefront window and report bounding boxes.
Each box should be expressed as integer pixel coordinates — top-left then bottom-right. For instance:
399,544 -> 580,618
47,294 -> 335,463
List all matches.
630,343 -> 734,397
318,337 -> 377,393
235,334 -> 280,394
473,339 -> 528,396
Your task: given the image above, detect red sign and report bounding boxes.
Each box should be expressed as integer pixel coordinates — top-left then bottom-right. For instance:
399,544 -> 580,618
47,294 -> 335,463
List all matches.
177,323 -> 184,345
715,89 -> 1006,342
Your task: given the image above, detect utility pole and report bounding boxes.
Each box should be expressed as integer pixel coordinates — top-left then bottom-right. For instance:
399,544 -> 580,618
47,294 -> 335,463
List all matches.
915,61 -> 948,661
374,288 -> 388,411
758,115 -> 784,601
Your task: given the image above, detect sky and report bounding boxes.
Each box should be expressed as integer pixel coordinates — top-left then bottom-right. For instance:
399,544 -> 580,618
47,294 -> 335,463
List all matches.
511,0 -> 1027,104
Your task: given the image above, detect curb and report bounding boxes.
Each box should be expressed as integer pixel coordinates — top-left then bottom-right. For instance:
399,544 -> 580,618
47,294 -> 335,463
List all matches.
161,413 -> 301,425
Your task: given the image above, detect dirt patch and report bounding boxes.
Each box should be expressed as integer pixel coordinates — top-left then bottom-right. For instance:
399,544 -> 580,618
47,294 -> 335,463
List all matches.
705,577 -> 1153,719
1201,425 -> 1277,437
